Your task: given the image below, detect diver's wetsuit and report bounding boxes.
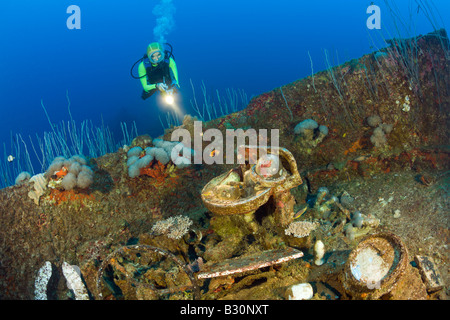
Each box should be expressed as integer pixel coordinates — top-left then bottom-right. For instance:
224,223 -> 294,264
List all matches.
139,57 -> 178,100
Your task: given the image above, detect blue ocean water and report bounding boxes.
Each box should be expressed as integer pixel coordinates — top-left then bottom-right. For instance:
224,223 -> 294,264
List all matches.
0,0 -> 448,185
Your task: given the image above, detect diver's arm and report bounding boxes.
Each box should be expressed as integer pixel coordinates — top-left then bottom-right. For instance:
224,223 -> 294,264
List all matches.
169,57 -> 179,87
138,62 -> 156,92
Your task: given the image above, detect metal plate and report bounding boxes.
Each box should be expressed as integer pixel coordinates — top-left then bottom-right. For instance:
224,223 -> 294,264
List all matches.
197,247 -> 303,279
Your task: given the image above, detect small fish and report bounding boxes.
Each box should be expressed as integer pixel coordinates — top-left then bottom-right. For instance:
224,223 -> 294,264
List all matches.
294,205 -> 308,219
210,149 -> 220,157
54,166 -> 68,178
353,155 -> 370,162
7,155 -> 15,162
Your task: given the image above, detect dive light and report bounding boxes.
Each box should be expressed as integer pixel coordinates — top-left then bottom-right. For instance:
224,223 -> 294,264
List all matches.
162,89 -> 175,105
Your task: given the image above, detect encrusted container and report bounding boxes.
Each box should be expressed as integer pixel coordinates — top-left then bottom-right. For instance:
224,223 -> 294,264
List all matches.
201,145 -> 302,216
341,232 -> 409,299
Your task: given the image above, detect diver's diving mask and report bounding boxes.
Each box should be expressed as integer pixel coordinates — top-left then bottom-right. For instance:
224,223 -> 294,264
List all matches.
147,42 -> 165,64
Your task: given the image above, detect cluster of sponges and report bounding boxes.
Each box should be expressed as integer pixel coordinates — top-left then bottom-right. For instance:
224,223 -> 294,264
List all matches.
311,186 -> 338,219
366,115 -> 393,148
339,191 -> 380,240
45,155 -> 94,190
294,119 -> 328,148
127,138 -> 195,178
150,215 -> 193,240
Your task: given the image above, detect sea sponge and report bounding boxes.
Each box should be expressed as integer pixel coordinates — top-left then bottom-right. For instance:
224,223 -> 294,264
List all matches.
126,147 -> 148,178
318,125 -> 328,137
127,146 -> 143,158
380,123 -> 393,134
45,158 -> 65,179
61,172 -> 77,190
144,147 -> 153,155
68,155 -> 87,166
369,120 -> 394,148
28,173 -> 48,205
15,171 -> 31,185
127,139 -> 193,178
128,154 -> 154,178
126,155 -> 139,167
153,139 -> 194,165
128,164 -> 141,179
152,138 -> 163,146
344,224 -> 355,241
144,147 -> 156,156
153,139 -> 181,160
53,156 -> 66,161
162,142 -> 178,157
46,155 -> 93,190
370,126 -> 387,147
170,143 -> 195,167
148,147 -> 170,165
77,166 -> 94,189
294,119 -> 328,147
67,161 -> 82,176
367,115 -> 382,127
45,155 -> 88,178
294,119 -> 318,137
351,211 -> 364,228
173,156 -> 191,168
137,154 -> 154,167
314,240 -> 325,266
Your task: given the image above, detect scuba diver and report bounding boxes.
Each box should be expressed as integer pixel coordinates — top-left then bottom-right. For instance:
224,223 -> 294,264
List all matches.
136,42 -> 179,101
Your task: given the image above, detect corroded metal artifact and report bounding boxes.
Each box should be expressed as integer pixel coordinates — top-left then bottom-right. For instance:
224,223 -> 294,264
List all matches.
201,145 -> 302,217
340,232 -> 409,299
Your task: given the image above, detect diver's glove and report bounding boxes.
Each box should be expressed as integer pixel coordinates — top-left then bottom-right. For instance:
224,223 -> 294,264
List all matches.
156,83 -> 168,91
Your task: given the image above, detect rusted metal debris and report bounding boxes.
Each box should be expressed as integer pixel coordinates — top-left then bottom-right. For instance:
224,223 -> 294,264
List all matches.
414,255 -> 444,292
197,247 -> 303,279
96,244 -> 201,300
